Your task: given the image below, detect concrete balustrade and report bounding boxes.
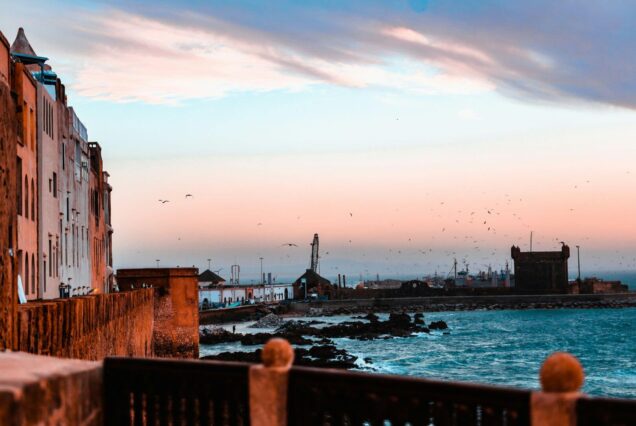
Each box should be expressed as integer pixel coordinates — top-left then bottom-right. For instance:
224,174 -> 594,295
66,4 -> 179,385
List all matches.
0,352 -> 102,425
249,338 -> 295,426
531,352 -> 585,426
0,342 -> 609,426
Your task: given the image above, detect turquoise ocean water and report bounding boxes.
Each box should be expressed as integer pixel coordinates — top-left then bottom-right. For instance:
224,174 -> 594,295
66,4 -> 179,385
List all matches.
201,307 -> 636,399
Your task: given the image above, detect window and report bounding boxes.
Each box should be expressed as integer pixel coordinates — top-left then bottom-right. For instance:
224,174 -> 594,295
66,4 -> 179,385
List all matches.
31,178 -> 35,221
52,172 -> 57,198
55,237 -> 59,277
24,176 -> 28,219
62,143 -> 65,170
66,197 -> 69,222
24,251 -> 29,295
16,157 -> 22,215
19,101 -> 26,146
31,254 -> 35,295
43,97 -> 47,135
30,108 -> 35,150
49,239 -> 52,277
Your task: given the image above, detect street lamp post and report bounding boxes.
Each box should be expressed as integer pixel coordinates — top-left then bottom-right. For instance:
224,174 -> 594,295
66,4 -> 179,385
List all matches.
576,245 -> 581,281
259,257 -> 264,285
156,259 -> 160,268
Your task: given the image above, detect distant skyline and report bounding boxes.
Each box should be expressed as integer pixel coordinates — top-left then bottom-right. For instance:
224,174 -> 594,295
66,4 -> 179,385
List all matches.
2,0 -> 635,280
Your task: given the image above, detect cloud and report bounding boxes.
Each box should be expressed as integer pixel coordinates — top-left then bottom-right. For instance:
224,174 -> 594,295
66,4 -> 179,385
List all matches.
14,0 -> 636,108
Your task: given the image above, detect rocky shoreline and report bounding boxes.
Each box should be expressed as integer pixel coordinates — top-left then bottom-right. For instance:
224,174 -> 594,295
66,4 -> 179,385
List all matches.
200,312 -> 448,369
297,299 -> 636,317
199,299 -> 636,369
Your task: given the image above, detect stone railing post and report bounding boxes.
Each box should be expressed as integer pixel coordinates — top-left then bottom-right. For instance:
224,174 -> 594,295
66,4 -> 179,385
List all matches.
249,338 -> 294,426
531,352 -> 584,426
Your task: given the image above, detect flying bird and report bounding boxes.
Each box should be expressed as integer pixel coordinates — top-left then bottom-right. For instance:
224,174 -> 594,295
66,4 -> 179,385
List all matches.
281,243 -> 298,247
159,200 -> 169,204
185,194 -> 193,198
349,212 -> 353,217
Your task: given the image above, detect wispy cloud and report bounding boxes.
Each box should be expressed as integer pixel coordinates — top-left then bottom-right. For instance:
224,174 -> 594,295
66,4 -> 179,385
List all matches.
13,0 -> 636,108
61,9 -> 492,104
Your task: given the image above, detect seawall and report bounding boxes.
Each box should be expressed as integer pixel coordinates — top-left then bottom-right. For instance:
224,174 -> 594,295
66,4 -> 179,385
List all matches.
199,304 -> 268,325
289,293 -> 636,315
15,289 -> 154,360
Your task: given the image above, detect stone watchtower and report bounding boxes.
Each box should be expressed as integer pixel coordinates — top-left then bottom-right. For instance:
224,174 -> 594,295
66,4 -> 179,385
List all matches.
116,268 -> 199,358
511,244 -> 570,293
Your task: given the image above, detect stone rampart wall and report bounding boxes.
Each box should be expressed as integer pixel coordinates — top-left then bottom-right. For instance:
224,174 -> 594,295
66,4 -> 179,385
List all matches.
15,289 -> 154,360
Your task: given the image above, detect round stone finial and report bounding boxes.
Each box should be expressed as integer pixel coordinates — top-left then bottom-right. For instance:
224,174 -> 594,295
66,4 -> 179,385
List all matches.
540,352 -> 584,392
261,338 -> 294,368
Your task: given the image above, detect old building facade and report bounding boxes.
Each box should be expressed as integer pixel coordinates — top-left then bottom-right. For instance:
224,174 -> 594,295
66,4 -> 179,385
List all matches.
12,59 -> 38,300
36,71 -> 60,299
59,106 -> 91,295
0,27 -> 114,301
0,31 -> 18,347
89,142 -> 114,292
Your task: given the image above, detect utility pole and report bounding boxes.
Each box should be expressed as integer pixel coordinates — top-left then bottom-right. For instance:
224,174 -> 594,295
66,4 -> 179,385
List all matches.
530,231 -> 533,252
576,245 -> 581,281
454,258 -> 457,280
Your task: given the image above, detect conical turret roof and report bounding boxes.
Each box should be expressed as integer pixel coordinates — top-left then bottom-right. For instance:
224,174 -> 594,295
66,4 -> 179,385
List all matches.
11,28 -> 37,56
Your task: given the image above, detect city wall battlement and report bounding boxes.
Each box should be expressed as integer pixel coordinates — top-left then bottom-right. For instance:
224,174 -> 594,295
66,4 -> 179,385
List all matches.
15,288 -> 154,360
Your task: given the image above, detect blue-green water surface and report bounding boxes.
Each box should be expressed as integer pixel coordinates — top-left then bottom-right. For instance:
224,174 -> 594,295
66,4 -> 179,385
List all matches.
200,308 -> 636,399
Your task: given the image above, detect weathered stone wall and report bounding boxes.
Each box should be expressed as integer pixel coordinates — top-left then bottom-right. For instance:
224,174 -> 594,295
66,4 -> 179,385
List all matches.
15,289 -> 154,360
0,31 -> 17,350
0,352 -> 102,426
117,268 -> 199,358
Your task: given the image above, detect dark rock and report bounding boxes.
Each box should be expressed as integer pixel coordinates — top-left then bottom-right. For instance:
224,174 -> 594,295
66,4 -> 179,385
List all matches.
202,345 -> 359,369
429,320 -> 448,330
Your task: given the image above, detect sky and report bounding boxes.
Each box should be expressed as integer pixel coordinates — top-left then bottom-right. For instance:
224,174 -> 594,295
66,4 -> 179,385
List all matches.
2,0 -> 636,282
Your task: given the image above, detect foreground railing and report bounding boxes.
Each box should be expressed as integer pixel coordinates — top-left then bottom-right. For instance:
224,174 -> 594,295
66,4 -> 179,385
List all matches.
104,357 -> 251,425
288,368 -> 530,425
103,339 -> 636,426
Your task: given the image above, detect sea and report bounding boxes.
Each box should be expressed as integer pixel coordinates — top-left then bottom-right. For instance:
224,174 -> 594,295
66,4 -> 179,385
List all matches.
200,306 -> 636,399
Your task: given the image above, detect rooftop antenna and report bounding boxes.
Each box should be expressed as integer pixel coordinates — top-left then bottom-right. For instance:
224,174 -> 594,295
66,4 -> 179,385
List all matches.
207,258 -> 211,270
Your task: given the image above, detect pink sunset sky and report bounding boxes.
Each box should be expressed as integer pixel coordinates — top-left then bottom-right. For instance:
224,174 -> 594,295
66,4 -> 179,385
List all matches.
3,0 -> 636,280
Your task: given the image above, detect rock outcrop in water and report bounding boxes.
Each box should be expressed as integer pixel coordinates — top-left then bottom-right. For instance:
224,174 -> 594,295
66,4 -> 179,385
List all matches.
200,313 -> 444,346
201,344 -> 360,369
249,313 -> 283,328
200,314 -> 450,370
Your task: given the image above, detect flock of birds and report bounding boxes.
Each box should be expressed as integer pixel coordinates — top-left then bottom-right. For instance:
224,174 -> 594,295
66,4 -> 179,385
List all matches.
150,171 -> 636,276
158,194 -> 193,204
